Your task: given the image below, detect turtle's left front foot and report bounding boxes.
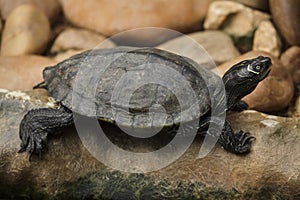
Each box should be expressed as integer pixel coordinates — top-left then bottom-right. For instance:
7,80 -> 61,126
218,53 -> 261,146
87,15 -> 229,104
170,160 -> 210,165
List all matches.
230,100 -> 248,112
219,121 -> 255,154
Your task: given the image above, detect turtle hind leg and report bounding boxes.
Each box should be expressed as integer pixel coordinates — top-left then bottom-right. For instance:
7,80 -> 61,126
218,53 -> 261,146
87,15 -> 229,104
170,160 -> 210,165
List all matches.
18,105 -> 73,160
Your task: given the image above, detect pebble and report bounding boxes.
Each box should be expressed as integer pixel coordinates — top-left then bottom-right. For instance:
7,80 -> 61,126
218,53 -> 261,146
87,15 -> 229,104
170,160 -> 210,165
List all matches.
59,0 -> 213,36
51,28 -> 115,54
158,30 -> 240,66
1,5 -> 51,56
270,0 -> 300,45
280,46 -> 300,86
204,1 -> 270,37
253,20 -> 282,57
0,0 -> 61,24
213,51 -> 294,112
0,55 -> 56,90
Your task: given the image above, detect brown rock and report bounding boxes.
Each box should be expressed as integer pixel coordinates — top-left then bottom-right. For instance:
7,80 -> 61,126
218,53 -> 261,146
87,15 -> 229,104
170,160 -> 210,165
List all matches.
0,55 -> 56,90
253,20 -> 282,57
219,0 -> 269,11
204,1 -> 270,37
0,15 -> 2,34
51,28 -> 115,53
59,0 -> 213,36
0,0 -> 61,24
0,5 -> 51,56
158,30 -> 240,66
53,49 -> 84,62
213,51 -> 294,112
280,46 -> 300,85
270,0 -> 300,45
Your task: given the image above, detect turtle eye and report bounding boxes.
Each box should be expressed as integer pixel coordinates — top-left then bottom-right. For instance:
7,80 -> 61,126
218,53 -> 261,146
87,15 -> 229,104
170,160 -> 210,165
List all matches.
247,64 -> 260,74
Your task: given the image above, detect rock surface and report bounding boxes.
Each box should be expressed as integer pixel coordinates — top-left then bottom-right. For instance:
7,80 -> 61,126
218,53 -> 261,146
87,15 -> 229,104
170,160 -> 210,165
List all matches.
253,20 -> 281,57
0,5 -> 51,56
204,1 -> 270,38
158,30 -> 240,66
213,51 -> 294,112
59,0 -> 213,36
50,28 -> 115,54
1,90 -> 300,199
280,46 -> 300,86
0,55 -> 56,90
219,0 -> 270,11
0,0 -> 61,24
270,0 -> 300,45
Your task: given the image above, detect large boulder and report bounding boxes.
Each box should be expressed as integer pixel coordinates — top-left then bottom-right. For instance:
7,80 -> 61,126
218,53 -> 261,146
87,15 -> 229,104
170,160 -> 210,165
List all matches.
59,0 -> 213,38
1,89 -> 300,199
270,0 -> 300,45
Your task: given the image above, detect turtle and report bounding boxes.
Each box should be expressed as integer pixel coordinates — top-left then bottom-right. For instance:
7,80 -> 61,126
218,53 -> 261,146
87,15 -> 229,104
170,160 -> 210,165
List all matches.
18,47 -> 272,159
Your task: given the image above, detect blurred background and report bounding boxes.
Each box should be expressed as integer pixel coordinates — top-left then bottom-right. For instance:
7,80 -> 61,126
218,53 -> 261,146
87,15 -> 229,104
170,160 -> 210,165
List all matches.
0,0 -> 299,115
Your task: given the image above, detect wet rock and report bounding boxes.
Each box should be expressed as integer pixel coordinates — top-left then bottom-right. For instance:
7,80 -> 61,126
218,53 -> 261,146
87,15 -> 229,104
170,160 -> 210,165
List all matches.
0,0 -> 61,24
50,28 -> 116,54
158,30 -> 240,66
0,55 -> 56,90
270,0 -> 300,45
1,90 -> 300,199
280,46 -> 300,85
204,1 -> 270,38
213,51 -> 294,112
59,0 -> 213,36
0,5 -> 51,56
253,20 -> 282,57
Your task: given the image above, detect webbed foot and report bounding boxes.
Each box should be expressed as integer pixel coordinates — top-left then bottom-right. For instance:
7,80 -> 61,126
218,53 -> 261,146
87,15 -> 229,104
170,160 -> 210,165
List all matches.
219,129 -> 255,154
18,106 -> 73,160
18,129 -> 48,160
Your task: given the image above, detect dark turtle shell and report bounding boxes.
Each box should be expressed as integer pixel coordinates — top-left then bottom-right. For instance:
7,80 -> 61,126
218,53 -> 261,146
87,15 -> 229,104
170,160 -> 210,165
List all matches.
41,47 -> 223,127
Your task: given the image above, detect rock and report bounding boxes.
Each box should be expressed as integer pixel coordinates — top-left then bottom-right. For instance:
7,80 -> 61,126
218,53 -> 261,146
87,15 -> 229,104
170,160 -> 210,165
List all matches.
158,30 -> 240,66
0,0 -> 61,24
280,46 -> 300,85
213,51 -> 294,112
219,0 -> 270,11
51,28 -> 115,53
0,55 -> 56,90
295,97 -> 300,117
253,20 -> 282,57
204,1 -> 270,37
270,0 -> 300,45
53,49 -> 84,63
59,0 -> 213,36
1,90 -> 300,198
0,5 -> 51,56
0,15 -> 2,34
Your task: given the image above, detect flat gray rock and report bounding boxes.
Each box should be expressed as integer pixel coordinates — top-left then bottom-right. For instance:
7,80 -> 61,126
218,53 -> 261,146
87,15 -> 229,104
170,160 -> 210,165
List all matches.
1,89 -> 300,199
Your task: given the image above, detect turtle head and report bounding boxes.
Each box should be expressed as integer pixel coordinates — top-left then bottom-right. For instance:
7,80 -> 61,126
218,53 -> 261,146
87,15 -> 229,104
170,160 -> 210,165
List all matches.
222,56 -> 272,110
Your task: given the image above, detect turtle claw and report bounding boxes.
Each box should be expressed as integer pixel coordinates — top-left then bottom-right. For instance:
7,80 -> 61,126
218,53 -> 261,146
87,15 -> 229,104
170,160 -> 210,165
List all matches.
219,130 -> 255,154
18,128 -> 48,160
233,131 -> 255,154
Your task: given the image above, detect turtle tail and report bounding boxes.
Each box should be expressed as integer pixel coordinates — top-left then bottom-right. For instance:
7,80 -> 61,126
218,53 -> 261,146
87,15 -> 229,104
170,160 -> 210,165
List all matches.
33,81 -> 47,89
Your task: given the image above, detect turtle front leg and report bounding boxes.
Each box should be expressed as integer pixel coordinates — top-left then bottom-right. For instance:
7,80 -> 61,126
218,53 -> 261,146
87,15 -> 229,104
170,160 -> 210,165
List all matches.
218,120 -> 254,154
18,105 -> 73,160
199,118 -> 254,154
229,100 -> 248,112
